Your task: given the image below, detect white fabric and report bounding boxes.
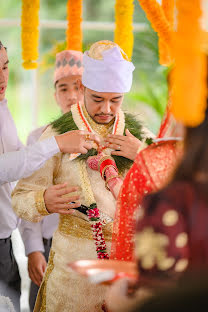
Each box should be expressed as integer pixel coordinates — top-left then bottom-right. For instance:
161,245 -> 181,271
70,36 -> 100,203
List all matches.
0,295 -> 15,312
20,125 -> 59,256
19,214 -> 59,256
0,99 -> 60,238
82,47 -> 135,93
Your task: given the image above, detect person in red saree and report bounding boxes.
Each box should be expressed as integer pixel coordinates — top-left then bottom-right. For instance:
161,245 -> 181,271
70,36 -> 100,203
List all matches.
88,137 -> 183,263
135,104 -> 208,286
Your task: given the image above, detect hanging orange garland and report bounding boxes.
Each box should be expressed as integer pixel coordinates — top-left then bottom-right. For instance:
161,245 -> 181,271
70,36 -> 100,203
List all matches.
138,0 -> 172,48
114,0 -> 134,60
158,0 -> 174,66
21,0 -> 40,69
171,0 -> 207,126
66,0 -> 83,51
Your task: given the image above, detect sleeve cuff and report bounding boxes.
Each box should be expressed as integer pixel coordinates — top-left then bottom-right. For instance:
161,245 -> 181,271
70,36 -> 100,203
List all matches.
35,190 -> 51,216
25,238 -> 45,256
39,136 -> 60,158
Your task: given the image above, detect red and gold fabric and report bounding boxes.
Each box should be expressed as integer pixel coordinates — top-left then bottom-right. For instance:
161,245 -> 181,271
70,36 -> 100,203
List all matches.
110,140 -> 183,262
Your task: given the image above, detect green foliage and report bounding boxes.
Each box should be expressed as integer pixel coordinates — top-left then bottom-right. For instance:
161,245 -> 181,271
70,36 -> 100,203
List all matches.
131,27 -> 169,118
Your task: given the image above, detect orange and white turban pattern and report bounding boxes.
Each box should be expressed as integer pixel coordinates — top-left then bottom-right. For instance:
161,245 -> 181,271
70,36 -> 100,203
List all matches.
54,50 -> 83,84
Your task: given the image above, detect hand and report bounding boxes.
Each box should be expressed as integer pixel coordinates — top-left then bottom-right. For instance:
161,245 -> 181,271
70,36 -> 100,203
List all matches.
28,251 -> 47,287
105,278 -> 148,312
87,153 -> 105,171
44,183 -> 81,214
55,130 -> 100,154
105,129 -> 142,161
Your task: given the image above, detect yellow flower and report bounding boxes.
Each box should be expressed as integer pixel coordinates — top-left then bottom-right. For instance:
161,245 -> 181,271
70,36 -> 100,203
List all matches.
21,0 -> 40,69
114,0 -> 134,60
66,0 -> 83,51
170,0 -> 207,126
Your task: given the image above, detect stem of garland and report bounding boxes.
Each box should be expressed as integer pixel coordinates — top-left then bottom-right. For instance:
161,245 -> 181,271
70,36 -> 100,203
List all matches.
170,0 -> 207,126
114,0 -> 134,60
21,0 -> 40,69
66,0 -> 83,51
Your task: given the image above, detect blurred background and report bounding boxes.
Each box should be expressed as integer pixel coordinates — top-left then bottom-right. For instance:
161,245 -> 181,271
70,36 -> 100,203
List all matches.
0,0 -> 168,143
0,1 -> 168,311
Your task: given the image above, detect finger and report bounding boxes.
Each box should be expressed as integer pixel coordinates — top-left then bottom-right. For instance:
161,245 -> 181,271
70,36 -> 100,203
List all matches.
106,134 -> 126,141
82,132 -> 100,145
57,195 -> 80,204
29,270 -> 41,286
56,186 -> 80,197
34,265 -> 45,280
56,201 -> 81,210
52,183 -> 68,190
79,147 -> 88,154
105,137 -> 126,145
105,143 -> 124,151
125,129 -> 135,137
111,150 -> 127,157
83,142 -> 93,150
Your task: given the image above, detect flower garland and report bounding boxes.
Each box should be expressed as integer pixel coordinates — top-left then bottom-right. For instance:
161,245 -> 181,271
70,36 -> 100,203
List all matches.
78,160 -> 109,259
21,0 -> 40,69
114,0 -> 134,60
66,0 -> 83,51
170,0 -> 207,126
138,0 -> 172,49
158,0 -> 174,66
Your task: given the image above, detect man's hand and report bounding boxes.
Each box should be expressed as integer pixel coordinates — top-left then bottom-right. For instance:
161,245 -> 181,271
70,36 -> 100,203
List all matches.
55,130 -> 100,154
44,183 -> 81,214
105,129 -> 142,161
28,251 -> 47,287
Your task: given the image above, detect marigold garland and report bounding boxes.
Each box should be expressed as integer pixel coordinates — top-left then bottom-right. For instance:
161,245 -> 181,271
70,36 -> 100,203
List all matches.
66,0 -> 82,51
138,0 -> 172,49
171,0 -> 207,126
158,0 -> 174,66
114,0 -> 134,60
21,0 -> 40,69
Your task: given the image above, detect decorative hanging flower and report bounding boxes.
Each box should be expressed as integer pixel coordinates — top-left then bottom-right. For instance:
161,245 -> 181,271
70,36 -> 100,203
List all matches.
66,0 -> 83,51
138,0 -> 172,50
78,160 -> 109,260
170,0 -> 207,126
158,0 -> 174,66
114,0 -> 134,60
21,0 -> 40,69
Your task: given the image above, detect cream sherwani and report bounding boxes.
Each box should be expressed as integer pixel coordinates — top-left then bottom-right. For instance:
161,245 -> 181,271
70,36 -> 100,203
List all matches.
12,103 -> 128,312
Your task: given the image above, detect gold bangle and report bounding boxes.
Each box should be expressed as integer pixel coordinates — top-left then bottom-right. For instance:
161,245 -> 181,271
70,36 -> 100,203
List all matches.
105,175 -> 119,191
101,165 -> 118,180
98,155 -> 114,172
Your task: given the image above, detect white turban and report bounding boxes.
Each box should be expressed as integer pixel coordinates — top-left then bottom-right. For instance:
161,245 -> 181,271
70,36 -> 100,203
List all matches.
82,46 -> 135,93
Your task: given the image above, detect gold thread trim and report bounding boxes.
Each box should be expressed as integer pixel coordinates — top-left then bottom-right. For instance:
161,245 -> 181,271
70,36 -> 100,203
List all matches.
59,214 -> 113,241
34,250 -> 55,312
35,190 -> 50,216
